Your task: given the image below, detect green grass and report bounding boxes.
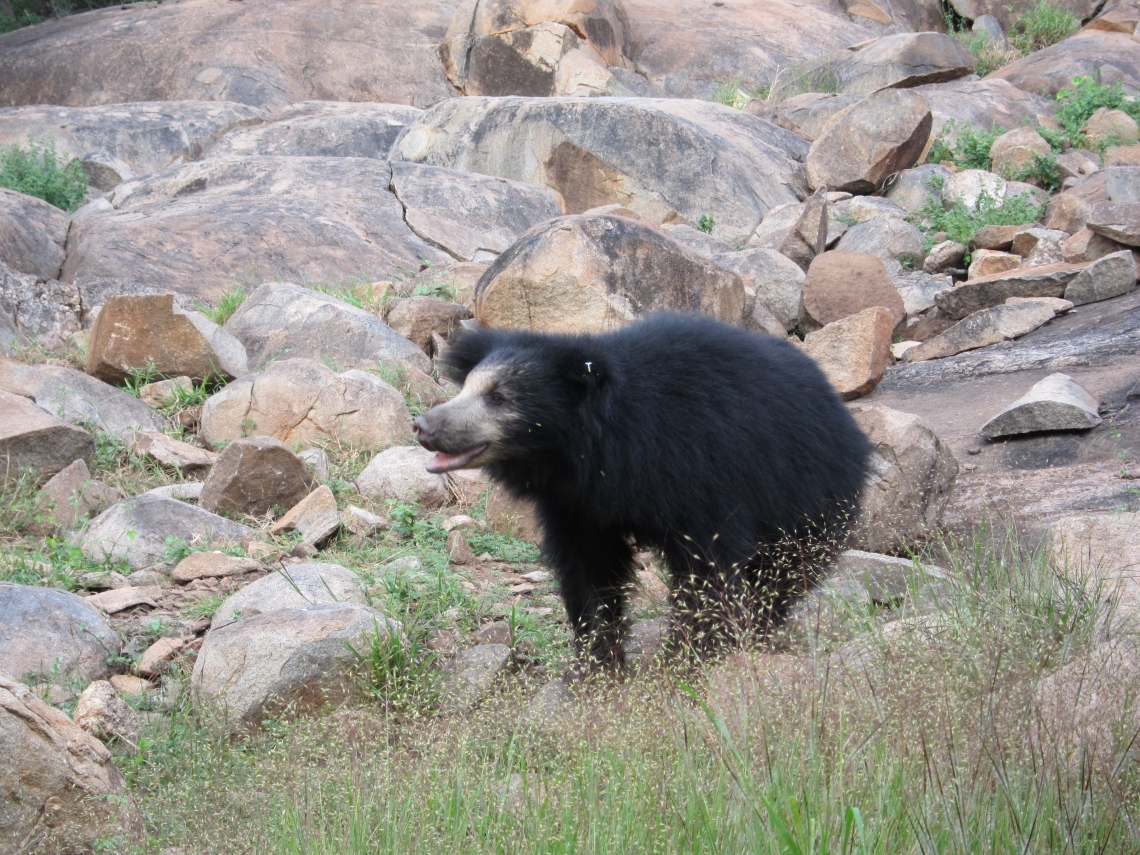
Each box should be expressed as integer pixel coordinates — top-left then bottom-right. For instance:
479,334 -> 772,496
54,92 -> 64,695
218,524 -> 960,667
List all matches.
925,121 -> 998,172
0,136 -> 88,212
710,79 -> 768,109
1008,0 -> 1080,54
199,287 -> 247,326
1041,75 -> 1140,152
107,521 -> 1139,853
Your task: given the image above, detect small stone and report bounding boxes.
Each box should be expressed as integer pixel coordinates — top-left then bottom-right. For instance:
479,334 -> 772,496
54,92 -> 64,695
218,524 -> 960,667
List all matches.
143,481 -> 204,501
297,448 -> 331,482
33,458 -> 118,534
476,621 -> 511,647
127,430 -> 218,474
199,436 -> 314,518
521,570 -> 552,583
990,127 -> 1051,178
923,241 -> 966,274
1084,108 -> 1140,147
509,582 -> 536,595
447,529 -> 474,565
243,539 -> 279,561
212,562 -> 366,628
972,223 -> 1033,251
943,169 -> 1006,211
77,570 -> 130,591
967,446 -> 981,455
891,341 -> 921,359
968,249 -> 1021,279
443,514 -> 479,532
138,376 -> 192,408
73,680 -> 142,742
0,390 -> 95,479
1087,201 -> 1140,246
980,373 -> 1102,439
442,644 -> 511,709
109,675 -> 152,695
341,505 -> 387,537
171,551 -> 264,582
270,484 -> 341,546
1062,227 -> 1124,263
85,586 -> 161,614
1044,193 -> 1090,234
1063,250 -> 1138,305
1010,228 -> 1068,259
136,637 -> 185,677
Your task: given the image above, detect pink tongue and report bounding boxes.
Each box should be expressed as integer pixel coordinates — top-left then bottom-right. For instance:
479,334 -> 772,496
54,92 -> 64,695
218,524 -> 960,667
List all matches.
432,451 -> 463,470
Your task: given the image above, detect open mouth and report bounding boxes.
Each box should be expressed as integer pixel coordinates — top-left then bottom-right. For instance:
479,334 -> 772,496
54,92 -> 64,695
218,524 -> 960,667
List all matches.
424,444 -> 488,474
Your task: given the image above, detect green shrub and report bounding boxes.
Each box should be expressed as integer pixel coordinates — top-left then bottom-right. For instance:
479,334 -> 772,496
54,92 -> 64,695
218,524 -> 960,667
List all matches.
911,177 -> 1045,247
1006,151 -> 1062,192
1039,75 -> 1140,151
1008,0 -> 1080,54
198,287 -> 246,326
0,0 -> 141,32
925,120 -> 997,171
710,79 -> 768,109
0,136 -> 88,212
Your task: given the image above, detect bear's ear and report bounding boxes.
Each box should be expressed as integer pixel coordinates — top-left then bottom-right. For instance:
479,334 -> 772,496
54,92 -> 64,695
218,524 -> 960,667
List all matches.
437,326 -> 498,383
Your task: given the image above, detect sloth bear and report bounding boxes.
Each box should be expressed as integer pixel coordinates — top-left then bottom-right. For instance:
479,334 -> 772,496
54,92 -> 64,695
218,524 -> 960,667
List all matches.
413,313 -> 871,666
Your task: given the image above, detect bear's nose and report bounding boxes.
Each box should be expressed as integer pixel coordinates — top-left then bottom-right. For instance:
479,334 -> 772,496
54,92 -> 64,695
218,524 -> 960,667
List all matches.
412,412 -> 438,446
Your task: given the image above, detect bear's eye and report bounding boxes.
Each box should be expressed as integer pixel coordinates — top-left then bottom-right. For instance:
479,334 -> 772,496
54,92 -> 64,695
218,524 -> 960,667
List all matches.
488,391 -> 506,406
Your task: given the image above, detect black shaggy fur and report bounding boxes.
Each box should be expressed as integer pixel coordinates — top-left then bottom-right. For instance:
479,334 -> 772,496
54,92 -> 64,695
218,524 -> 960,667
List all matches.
428,313 -> 871,664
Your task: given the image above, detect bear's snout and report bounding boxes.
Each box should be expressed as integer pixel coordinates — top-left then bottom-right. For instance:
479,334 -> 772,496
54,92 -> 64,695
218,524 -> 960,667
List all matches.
412,412 -> 440,451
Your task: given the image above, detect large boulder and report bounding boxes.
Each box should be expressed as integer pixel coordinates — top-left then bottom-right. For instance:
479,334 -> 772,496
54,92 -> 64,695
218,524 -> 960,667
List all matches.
389,161 -> 561,262
204,101 -> 423,160
0,101 -> 264,180
713,248 -> 805,331
199,436 -> 315,518
801,250 -> 904,331
903,299 -> 1060,361
0,189 -> 69,279
805,89 -> 932,194
199,358 -> 412,449
62,157 -> 453,303
802,307 -> 894,400
778,33 -> 974,98
618,0 -> 878,99
213,561 -> 366,627
0,390 -> 94,479
0,358 -> 166,438
980,373 -> 1102,439
84,293 -> 248,383
390,96 -> 810,246
849,404 -> 959,554
0,674 -> 140,853
988,30 -> 1140,97
439,0 -> 631,97
77,494 -> 255,572
0,0 -> 454,109
0,583 -> 121,683
192,602 -> 402,730
222,281 -> 430,373
917,79 -> 1056,141
473,214 -> 749,332
935,262 -> 1089,320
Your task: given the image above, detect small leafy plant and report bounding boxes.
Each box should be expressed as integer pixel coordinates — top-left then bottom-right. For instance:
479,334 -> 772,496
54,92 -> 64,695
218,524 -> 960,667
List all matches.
697,213 -> 716,234
1041,75 -> 1140,151
198,287 -> 246,326
1008,0 -> 1079,54
0,136 -> 88,212
911,177 -> 1045,247
710,80 -> 768,109
925,121 -> 997,171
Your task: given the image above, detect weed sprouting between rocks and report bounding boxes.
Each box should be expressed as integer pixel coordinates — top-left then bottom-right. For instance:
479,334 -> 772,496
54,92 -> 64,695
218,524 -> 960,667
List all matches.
0,135 -> 88,212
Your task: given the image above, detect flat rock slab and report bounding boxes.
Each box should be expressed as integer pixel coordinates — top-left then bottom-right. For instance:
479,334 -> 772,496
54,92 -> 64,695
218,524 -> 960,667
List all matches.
1086,200 -> 1140,247
905,300 -> 1058,362
391,96 -> 809,247
862,290 -> 1140,534
200,358 -> 413,449
782,32 -> 974,97
62,157 -> 451,302
127,430 -> 218,474
212,562 -> 366,627
78,494 -> 255,572
981,373 -> 1102,439
171,551 -> 265,582
988,30 -> 1140,97
473,214 -> 748,332
192,602 -> 403,730
390,161 -> 561,263
0,674 -> 141,854
0,0 -> 454,109
0,582 -> 121,682
935,262 -> 1089,320
222,281 -> 430,373
204,101 -> 423,160
0,101 -> 264,178
85,586 -> 161,614
1049,513 -> 1140,588
0,188 -> 68,280
0,389 -> 94,479
443,643 -> 512,710
0,358 -> 166,437
270,484 -> 341,546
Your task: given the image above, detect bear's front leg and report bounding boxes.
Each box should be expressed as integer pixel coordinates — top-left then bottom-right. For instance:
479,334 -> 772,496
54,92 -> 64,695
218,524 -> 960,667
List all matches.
539,512 -> 635,669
